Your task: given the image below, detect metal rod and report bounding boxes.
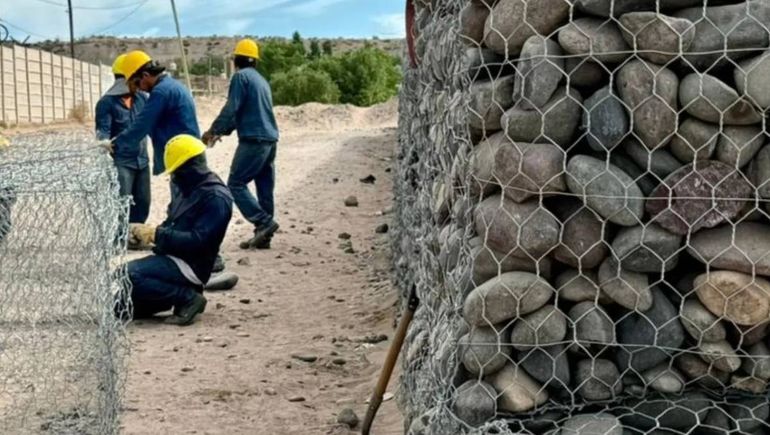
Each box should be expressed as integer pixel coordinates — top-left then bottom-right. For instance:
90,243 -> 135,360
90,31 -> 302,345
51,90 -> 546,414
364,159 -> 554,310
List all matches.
67,0 -> 75,59
170,0 -> 192,90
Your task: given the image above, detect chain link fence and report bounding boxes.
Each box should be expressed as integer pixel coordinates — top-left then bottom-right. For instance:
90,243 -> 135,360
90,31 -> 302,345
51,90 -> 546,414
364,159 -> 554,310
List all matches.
395,0 -> 770,433
0,132 -> 129,434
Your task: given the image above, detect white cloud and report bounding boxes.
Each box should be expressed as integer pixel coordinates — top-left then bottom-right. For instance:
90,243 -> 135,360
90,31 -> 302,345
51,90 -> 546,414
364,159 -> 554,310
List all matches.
283,0 -> 349,16
373,13 -> 405,38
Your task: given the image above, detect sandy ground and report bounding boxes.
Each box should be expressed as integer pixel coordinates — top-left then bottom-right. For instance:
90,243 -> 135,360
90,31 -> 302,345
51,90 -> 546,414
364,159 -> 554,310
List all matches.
7,98 -> 405,434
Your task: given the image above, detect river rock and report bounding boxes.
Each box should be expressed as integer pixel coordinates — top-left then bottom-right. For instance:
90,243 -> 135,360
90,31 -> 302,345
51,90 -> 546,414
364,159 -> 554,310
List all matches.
566,155 -> 644,226
676,353 -> 731,389
679,73 -> 762,126
646,160 -> 752,235
750,145 -> 770,198
469,132 -> 505,197
511,305 -> 567,350
469,76 -> 515,132
643,364 -> 685,393
518,344 -> 571,388
598,258 -> 652,311
470,244 -> 552,286
609,153 -> 657,196
675,2 -> 770,70
716,125 -> 765,168
623,138 -> 682,179
583,85 -> 630,152
617,287 -> 685,372
473,194 -> 560,259
486,363 -> 548,413
493,141 -> 566,202
453,381 -> 497,426
461,2 -> 490,46
459,326 -> 510,376
733,322 -> 770,347
689,223 -> 770,277
731,375 -> 767,394
611,224 -> 682,273
681,299 -> 726,343
576,0 -> 703,18
699,340 -> 742,373
464,271 -> 554,326
515,36 -> 564,109
568,302 -> 615,355
694,270 -> 770,326
617,60 -> 679,149
670,118 -> 720,163
555,269 -> 612,304
501,87 -> 583,147
576,358 -> 623,401
725,398 -> 770,433
559,413 -> 622,435
736,52 -> 770,109
743,342 -> 770,381
558,18 -> 630,63
621,393 -> 712,431
565,57 -> 605,88
551,198 -> 609,269
484,0 -> 571,56
464,47 -> 509,82
619,12 -> 695,64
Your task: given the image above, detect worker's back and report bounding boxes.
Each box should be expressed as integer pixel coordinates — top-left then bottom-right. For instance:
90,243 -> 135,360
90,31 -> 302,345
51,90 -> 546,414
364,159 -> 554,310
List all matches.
146,75 -> 200,174
231,68 -> 279,142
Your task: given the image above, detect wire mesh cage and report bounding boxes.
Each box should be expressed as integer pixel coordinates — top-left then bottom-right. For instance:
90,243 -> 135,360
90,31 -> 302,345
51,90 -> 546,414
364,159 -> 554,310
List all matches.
0,132 -> 129,434
395,0 -> 770,434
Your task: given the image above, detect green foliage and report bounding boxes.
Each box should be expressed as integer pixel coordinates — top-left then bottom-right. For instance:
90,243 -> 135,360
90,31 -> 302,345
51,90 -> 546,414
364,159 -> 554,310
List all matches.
271,67 -> 340,106
189,55 -> 226,76
255,40 -> 307,81
309,39 -> 321,59
291,31 -> 306,56
322,40 -> 333,56
311,47 -> 401,106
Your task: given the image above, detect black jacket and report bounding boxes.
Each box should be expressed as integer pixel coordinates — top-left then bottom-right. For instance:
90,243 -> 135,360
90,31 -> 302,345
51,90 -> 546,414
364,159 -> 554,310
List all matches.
154,173 -> 232,284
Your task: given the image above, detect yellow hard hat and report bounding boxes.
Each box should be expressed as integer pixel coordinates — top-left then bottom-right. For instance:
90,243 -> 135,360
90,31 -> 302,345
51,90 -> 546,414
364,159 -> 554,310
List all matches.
121,50 -> 153,80
164,134 -> 206,175
112,54 -> 127,76
233,38 -> 260,60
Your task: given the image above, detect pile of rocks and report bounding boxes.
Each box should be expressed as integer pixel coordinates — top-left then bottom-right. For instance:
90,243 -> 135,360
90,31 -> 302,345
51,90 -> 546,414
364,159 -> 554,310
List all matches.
443,0 -> 770,433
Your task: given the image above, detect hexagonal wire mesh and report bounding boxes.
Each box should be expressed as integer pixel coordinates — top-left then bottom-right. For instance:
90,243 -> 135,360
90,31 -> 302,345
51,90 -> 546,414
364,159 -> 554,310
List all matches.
0,132 -> 129,434
394,0 -> 770,434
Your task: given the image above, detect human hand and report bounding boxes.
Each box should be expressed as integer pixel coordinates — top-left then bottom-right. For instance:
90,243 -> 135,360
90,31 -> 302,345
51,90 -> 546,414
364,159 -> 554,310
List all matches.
129,223 -> 156,245
98,140 -> 114,154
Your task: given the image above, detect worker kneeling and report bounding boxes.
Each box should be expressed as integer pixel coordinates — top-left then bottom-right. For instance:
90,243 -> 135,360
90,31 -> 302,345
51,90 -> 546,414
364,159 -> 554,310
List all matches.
120,135 -> 233,326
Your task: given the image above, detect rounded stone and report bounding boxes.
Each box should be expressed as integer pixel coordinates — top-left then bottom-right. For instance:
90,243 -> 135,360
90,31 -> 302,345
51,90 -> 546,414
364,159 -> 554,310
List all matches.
517,344 -> 571,388
460,2 -> 490,46
619,12 -> 695,64
469,132 -> 506,198
699,340 -> 741,373
736,52 -> 770,109
566,155 -> 644,226
694,270 -> 770,326
469,76 -> 515,132
679,73 -> 762,126
501,87 -> 583,148
669,117 -> 719,163
622,138 -> 682,179
598,258 -> 652,311
555,269 -> 612,304
583,85 -> 630,152
715,125 -> 765,169
464,47 -> 508,82
646,160 -> 752,235
473,194 -> 560,259
676,353 -> 730,389
688,223 -> 770,277
493,141 -> 566,203
725,398 -> 770,433
458,326 -> 511,376
575,358 -> 623,401
568,302 -> 615,354
610,223 -> 682,273
551,198 -> 609,269
510,304 -> 567,350
560,413 -> 623,435
486,363 -> 548,413
558,18 -> 630,63
617,60 -> 679,149
565,57 -> 605,88
642,364 -> 685,393
620,393 -> 712,431
609,153 -> 657,196
750,145 -> 770,199
483,0 -> 571,56
515,36 -> 565,109
470,244 -> 552,287
464,271 -> 554,326
576,0 -> 703,18
680,299 -> 727,343
743,342 -> 770,381
452,381 -> 498,427
730,375 -> 768,394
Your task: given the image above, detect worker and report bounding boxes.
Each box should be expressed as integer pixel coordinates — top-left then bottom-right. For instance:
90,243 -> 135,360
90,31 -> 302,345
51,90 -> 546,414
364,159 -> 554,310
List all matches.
119,135 -> 233,325
202,38 -> 280,250
95,54 -> 151,230
110,50 -> 201,179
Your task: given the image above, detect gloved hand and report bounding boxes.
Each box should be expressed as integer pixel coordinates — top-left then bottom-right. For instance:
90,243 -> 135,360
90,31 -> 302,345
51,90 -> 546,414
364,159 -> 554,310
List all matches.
0,135 -> 9,151
129,223 -> 156,246
98,140 -> 114,154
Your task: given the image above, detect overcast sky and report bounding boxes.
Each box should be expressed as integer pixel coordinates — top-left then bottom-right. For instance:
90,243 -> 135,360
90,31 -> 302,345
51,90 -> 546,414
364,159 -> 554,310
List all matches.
0,0 -> 406,42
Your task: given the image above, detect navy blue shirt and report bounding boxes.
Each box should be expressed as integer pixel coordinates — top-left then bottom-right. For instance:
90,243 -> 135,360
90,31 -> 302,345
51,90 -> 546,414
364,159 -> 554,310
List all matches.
113,75 -> 201,175
210,67 -> 279,142
95,91 -> 149,170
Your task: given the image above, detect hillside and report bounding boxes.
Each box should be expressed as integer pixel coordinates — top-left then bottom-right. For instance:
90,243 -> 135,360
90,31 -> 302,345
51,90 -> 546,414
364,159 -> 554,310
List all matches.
34,36 -> 404,67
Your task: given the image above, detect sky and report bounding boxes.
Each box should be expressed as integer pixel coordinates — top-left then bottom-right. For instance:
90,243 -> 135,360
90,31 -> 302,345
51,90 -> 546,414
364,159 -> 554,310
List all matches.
0,0 -> 406,42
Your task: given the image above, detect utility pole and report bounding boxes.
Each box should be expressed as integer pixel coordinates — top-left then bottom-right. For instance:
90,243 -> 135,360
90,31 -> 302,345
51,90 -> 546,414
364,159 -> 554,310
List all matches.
67,0 -> 75,58
170,0 -> 192,90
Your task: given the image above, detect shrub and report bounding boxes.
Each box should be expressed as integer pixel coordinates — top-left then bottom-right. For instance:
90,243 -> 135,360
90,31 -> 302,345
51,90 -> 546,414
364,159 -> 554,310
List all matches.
271,67 -> 340,106
312,47 -> 401,106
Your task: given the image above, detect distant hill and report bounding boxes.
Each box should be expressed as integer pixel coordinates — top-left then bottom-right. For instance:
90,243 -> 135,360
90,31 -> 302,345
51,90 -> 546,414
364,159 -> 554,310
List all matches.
33,36 -> 404,67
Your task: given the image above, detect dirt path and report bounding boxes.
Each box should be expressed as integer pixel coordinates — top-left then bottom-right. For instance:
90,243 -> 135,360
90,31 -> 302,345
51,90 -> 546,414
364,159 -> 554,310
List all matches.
117,100 -> 404,434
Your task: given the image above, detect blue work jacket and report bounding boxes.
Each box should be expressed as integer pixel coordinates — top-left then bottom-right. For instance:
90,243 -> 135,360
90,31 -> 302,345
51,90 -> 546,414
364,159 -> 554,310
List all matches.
210,67 -> 279,142
95,80 -> 149,170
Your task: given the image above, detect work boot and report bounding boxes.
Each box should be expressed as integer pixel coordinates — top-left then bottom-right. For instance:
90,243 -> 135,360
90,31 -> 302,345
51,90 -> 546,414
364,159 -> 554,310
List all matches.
212,254 -> 225,273
164,292 -> 207,326
254,234 -> 273,250
239,221 -> 279,250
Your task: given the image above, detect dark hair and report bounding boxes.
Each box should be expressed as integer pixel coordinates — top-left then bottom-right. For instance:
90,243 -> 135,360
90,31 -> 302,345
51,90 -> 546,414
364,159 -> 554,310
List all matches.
234,55 -> 256,69
114,74 -> 125,80
131,61 -> 166,81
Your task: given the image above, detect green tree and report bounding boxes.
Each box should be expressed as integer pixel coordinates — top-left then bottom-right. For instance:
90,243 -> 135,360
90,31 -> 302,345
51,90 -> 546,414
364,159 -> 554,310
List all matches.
312,47 -> 401,106
256,40 -> 307,81
309,39 -> 321,59
271,67 -> 341,106
292,31 -> 306,55
322,40 -> 333,56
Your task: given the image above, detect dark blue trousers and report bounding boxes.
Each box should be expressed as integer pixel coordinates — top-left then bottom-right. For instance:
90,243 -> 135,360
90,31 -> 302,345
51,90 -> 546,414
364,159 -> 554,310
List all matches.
126,255 -> 199,318
116,165 -> 151,224
227,139 -> 276,227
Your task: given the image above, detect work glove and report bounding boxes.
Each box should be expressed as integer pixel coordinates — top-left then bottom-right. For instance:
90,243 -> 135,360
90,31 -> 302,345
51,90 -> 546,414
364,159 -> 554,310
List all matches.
129,223 -> 156,246
202,131 -> 221,148
98,139 -> 114,154
0,135 -> 9,151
